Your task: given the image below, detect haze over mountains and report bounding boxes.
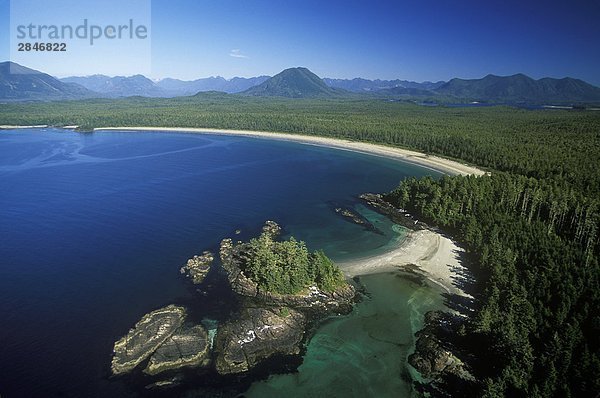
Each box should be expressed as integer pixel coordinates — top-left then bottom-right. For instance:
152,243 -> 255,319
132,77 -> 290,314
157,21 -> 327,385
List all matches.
0,62 -> 96,101
61,75 -> 168,98
2,61 -> 600,105
62,74 -> 271,97
437,74 -> 600,103
157,75 -> 270,96
323,78 -> 445,92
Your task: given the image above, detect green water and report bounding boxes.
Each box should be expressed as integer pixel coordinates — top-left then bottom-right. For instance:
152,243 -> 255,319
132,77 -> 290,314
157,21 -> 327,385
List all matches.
246,272 -> 445,397
285,203 -> 410,263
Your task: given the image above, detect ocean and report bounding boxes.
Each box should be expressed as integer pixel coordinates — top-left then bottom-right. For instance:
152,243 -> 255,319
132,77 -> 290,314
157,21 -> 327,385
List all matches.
0,128 -> 443,397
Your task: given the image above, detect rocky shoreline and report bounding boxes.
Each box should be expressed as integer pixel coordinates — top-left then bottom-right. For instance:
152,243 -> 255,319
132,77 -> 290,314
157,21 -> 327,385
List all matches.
219,221 -> 356,315
359,192 -> 428,230
408,311 -> 473,381
110,221 -> 356,388
214,306 -> 306,375
358,193 -> 478,393
180,251 -> 213,284
111,202 -> 475,394
329,201 -> 384,235
111,305 -> 188,375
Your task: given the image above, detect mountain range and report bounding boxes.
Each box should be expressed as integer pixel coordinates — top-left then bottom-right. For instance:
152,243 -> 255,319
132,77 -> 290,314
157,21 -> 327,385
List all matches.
323,77 -> 444,92
61,74 -> 168,97
436,73 -> 600,103
0,62 -> 96,101
157,75 -> 270,96
61,74 -> 271,97
2,61 -> 600,104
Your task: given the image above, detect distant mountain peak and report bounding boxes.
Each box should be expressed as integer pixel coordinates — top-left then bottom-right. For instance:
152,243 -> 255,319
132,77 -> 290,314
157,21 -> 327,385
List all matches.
155,75 -> 270,95
0,61 -> 39,75
241,67 -> 340,98
0,61 -> 96,101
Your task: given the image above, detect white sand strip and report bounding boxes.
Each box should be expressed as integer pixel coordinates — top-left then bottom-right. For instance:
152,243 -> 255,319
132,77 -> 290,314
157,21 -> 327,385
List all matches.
0,124 -> 49,129
4,124 -> 479,296
342,230 -> 472,297
90,127 -> 480,296
92,127 -> 485,176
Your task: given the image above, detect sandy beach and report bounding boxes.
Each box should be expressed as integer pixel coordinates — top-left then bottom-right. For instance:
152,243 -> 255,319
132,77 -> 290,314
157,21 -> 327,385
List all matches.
92,127 -> 486,177
5,124 -> 478,295
342,230 -> 472,297
91,127 -> 479,297
0,124 -> 49,129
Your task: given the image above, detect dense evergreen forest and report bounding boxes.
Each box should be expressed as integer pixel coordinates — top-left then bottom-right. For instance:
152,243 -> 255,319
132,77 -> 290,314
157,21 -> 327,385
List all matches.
386,174 -> 599,397
243,230 -> 346,294
1,96 -> 598,192
1,96 -> 599,396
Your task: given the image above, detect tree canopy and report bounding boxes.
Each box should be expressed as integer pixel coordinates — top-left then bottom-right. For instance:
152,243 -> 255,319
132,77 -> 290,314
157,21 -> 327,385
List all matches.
2,96 -> 599,396
386,174 -> 599,397
242,230 -> 346,295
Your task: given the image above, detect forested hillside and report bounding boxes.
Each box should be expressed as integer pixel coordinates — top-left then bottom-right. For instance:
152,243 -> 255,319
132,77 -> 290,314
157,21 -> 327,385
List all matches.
1,95 -> 599,193
385,173 -> 599,397
384,143 -> 599,396
1,96 -> 599,396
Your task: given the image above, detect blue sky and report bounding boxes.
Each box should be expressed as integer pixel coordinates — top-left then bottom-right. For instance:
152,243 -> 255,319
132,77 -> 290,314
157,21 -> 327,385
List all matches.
1,0 -> 599,85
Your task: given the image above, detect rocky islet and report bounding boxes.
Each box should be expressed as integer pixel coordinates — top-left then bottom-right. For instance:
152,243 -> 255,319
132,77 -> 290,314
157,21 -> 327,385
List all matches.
110,221 -> 356,379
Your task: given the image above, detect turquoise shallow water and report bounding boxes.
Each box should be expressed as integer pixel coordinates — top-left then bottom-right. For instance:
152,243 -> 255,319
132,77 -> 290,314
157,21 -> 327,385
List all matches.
246,272 -> 445,398
0,128 -> 443,397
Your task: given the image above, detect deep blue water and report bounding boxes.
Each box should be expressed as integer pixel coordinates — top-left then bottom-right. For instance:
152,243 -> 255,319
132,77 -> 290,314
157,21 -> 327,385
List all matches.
0,128 -> 441,397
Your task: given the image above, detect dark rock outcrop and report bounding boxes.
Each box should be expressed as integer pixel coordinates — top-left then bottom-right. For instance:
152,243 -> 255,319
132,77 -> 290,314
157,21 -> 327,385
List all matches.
111,305 -> 186,375
408,311 -> 473,381
212,221 -> 356,375
360,193 -> 426,230
214,307 -> 305,374
180,251 -> 213,284
144,375 -> 184,390
261,220 -> 281,237
111,220 -> 357,380
112,306 -> 211,377
219,237 -> 259,298
219,231 -> 355,314
333,206 -> 383,234
145,325 -> 210,375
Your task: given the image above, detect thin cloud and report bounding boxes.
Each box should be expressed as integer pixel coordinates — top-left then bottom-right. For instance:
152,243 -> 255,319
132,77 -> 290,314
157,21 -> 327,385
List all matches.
229,49 -> 249,59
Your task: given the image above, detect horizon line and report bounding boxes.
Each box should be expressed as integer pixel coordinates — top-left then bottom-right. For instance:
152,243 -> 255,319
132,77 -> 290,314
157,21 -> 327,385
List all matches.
1,60 -> 598,87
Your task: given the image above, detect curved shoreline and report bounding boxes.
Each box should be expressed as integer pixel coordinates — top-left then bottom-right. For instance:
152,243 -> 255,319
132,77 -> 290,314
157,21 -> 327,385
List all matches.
5,124 -> 476,297
89,126 -> 477,297
341,229 -> 472,297
91,126 -> 486,177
